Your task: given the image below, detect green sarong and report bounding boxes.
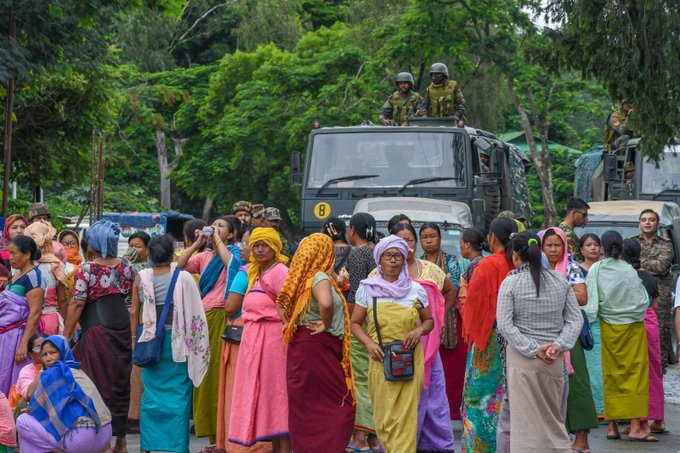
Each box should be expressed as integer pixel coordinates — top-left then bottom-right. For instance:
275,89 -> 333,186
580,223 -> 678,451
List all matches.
192,308 -> 225,442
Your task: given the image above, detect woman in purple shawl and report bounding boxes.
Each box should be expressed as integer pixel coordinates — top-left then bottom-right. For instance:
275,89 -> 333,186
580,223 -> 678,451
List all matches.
350,235 -> 434,452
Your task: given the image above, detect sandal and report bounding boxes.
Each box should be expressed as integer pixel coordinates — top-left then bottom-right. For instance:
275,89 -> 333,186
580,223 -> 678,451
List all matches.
628,433 -> 659,442
606,433 -> 620,440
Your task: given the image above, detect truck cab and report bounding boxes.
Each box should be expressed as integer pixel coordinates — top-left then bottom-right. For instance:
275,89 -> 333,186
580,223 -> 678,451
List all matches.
293,122 -> 530,235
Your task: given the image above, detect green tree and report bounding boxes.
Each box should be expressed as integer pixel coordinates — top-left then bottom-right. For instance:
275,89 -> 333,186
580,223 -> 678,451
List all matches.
544,0 -> 680,158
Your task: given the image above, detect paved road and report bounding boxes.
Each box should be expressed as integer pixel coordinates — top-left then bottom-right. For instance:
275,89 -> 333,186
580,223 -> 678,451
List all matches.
126,367 -> 680,452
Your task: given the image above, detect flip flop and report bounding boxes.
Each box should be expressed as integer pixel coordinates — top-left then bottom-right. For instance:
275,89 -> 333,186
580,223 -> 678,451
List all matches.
650,428 -> 669,434
628,434 -> 659,442
606,433 -> 621,440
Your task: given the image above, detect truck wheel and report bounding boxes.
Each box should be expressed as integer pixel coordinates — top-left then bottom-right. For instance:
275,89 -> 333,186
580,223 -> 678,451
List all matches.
483,184 -> 501,227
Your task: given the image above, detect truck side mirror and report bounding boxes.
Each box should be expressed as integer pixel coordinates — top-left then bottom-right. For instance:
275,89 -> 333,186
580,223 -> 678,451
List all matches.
603,154 -> 617,182
290,152 -> 302,185
489,148 -> 505,178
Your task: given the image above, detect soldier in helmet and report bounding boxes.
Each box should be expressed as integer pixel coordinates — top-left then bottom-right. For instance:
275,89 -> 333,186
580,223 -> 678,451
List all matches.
379,72 -> 423,126
418,63 -> 466,120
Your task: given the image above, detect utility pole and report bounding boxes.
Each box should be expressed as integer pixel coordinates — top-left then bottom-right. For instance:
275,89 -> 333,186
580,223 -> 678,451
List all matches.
2,8 -> 16,217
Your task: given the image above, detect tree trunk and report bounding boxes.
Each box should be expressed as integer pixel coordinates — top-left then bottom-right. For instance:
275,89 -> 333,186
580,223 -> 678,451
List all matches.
2,12 -> 16,217
202,196 -> 214,222
156,130 -> 172,210
508,78 -> 557,227
526,87 -> 557,227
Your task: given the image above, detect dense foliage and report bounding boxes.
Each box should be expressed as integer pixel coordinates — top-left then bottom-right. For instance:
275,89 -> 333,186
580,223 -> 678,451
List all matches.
2,0 -> 657,228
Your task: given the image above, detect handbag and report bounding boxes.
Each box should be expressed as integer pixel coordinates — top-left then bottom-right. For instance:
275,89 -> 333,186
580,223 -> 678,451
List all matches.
132,268 -> 181,367
372,297 -> 414,381
221,324 -> 243,343
578,309 -> 594,351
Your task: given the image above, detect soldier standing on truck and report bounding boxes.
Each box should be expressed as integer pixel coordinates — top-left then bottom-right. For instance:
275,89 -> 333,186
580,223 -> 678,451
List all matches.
605,100 -> 635,153
379,72 -> 423,126
418,63 -> 466,121
558,197 -> 590,262
633,209 -> 675,373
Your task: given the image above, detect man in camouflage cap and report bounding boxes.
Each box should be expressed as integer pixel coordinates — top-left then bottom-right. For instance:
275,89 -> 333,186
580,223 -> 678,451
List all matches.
633,209 -> 675,373
27,202 -> 51,224
263,207 -> 290,258
232,200 -> 253,224
251,204 -> 265,227
379,72 -> 423,126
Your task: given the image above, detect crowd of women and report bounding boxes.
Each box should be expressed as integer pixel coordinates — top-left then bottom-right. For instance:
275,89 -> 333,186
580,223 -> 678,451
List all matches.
0,202 -> 673,453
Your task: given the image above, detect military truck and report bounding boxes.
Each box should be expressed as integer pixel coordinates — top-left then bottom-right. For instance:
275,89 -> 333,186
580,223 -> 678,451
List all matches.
574,139 -> 680,204
291,119 -> 530,235
353,197 -> 472,257
575,200 -> 680,364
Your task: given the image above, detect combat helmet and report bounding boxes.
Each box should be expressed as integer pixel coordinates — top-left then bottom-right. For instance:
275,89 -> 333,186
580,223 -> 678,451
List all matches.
429,62 -> 449,78
394,72 -> 415,87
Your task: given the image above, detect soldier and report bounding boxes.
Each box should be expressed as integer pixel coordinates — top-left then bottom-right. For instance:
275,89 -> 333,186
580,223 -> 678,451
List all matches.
27,202 -> 51,224
479,149 -> 490,172
263,207 -> 291,258
605,100 -> 635,153
633,209 -> 675,372
418,63 -> 466,120
232,200 -> 253,224
251,204 -> 266,227
558,197 -> 590,262
379,72 -> 423,126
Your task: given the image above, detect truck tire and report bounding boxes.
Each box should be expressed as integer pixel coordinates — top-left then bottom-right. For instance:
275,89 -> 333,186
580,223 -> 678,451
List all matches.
483,183 -> 501,227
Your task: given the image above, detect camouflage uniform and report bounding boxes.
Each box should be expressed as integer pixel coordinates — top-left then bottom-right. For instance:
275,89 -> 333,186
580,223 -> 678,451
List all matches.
605,104 -> 636,153
633,234 -> 675,371
558,222 -> 583,262
419,80 -> 466,119
379,90 -> 423,125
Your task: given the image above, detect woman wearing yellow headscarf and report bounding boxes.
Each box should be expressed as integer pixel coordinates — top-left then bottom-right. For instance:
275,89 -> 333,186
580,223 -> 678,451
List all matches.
276,233 -> 355,453
228,228 -> 291,452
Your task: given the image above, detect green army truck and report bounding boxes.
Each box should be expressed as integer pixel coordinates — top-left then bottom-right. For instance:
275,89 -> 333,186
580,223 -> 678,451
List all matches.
574,139 -> 680,204
291,119 -> 531,235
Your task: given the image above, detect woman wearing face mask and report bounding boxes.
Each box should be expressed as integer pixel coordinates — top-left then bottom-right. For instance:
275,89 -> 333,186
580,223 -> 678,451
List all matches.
177,216 -> 242,449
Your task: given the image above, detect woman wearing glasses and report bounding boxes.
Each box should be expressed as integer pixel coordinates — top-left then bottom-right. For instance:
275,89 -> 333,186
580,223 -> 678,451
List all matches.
350,235 -> 434,452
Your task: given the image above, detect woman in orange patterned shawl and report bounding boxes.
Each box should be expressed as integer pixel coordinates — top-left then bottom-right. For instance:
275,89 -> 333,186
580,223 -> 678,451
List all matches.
277,233 -> 355,453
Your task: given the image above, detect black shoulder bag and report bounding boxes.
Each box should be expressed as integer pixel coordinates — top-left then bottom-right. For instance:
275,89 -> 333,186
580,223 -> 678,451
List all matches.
372,297 -> 414,381
132,268 -> 181,367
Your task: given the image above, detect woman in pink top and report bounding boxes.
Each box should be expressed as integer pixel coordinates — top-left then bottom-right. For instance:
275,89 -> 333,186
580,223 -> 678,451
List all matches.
177,216 -> 242,448
229,227 -> 290,452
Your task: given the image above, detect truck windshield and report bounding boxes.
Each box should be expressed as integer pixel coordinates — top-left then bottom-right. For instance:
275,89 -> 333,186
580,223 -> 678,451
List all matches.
640,145 -> 680,195
306,131 -> 466,189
